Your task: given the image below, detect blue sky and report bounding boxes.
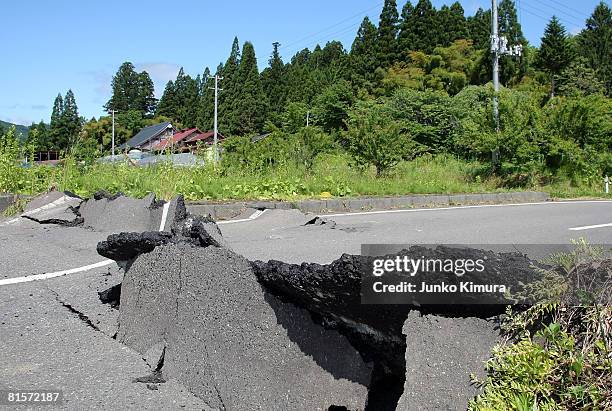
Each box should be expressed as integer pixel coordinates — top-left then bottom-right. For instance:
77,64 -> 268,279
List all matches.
1,0 -> 601,125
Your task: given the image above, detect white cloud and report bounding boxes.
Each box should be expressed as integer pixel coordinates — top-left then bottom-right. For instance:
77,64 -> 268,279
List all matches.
136,62 -> 181,83
135,62 -> 181,97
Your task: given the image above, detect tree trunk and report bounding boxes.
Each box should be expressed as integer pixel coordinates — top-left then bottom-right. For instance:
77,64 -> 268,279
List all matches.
550,74 -> 556,98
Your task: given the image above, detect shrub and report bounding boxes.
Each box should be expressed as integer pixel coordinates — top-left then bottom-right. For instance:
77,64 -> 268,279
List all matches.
345,101 -> 419,176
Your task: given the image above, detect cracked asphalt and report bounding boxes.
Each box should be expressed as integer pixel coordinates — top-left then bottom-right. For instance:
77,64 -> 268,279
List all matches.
0,199 -> 611,409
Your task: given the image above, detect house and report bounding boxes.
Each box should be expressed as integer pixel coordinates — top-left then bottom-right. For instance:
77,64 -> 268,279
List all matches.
183,130 -> 225,150
120,122 -> 175,151
152,128 -> 200,152
152,128 -> 226,152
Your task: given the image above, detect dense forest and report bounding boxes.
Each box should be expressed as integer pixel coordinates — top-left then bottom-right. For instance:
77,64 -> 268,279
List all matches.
11,0 -> 612,184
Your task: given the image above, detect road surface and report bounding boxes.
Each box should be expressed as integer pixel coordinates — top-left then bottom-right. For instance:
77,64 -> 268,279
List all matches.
0,199 -> 610,408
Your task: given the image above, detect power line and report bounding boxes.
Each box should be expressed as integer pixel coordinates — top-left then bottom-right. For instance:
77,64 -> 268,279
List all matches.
520,1 -> 584,27
278,1 -> 383,52
535,0 -> 589,19
281,20 -> 364,58
526,0 -> 588,22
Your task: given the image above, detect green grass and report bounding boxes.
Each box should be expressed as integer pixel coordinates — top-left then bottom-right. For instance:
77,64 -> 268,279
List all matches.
2,153 -> 610,202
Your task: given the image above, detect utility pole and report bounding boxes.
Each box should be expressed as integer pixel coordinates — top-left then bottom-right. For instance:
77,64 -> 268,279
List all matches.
490,0 -> 522,163
306,111 -> 310,127
492,0 -> 500,132
209,74 -> 223,166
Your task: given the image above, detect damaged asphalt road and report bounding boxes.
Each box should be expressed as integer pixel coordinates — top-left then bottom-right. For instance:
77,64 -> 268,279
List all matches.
0,191 -> 611,410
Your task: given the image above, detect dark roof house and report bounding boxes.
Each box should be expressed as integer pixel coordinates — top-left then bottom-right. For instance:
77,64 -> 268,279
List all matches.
120,122 -> 174,151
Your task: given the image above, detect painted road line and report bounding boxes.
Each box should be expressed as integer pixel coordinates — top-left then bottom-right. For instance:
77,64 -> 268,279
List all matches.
1,200 -> 173,286
319,200 -> 612,218
569,222 -> 612,231
0,260 -> 114,286
218,209 -> 267,225
3,195 -> 73,225
159,201 -> 171,231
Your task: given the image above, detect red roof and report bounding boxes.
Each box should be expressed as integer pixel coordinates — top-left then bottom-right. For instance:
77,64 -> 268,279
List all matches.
152,128 -> 200,150
185,131 -> 225,144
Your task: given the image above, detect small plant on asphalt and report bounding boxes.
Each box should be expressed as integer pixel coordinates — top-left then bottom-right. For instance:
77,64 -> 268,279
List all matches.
470,242 -> 612,411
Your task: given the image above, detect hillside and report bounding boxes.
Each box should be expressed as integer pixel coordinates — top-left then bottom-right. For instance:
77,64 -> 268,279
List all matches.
0,119 -> 29,139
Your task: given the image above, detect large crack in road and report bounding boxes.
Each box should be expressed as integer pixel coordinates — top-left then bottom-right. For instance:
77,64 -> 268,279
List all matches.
5,190 -> 611,410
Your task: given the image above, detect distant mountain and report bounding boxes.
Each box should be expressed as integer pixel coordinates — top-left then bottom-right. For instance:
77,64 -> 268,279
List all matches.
0,120 -> 29,139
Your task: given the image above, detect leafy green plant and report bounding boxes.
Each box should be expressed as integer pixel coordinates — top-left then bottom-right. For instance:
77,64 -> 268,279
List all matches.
470,242 -> 612,411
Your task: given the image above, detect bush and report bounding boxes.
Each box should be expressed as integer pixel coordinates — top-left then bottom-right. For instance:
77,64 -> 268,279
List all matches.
470,242 -> 612,410
345,101 -> 419,176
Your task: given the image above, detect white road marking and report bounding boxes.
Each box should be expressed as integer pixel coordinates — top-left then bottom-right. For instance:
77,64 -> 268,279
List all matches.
218,209 -> 267,225
569,222 -> 612,231
159,201 -> 171,231
3,199 -> 610,286
1,199 -> 174,286
319,200 -> 612,218
3,195 -> 74,225
0,260 -> 114,286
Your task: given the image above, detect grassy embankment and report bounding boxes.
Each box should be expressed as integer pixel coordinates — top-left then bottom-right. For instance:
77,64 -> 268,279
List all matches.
2,154 -> 610,202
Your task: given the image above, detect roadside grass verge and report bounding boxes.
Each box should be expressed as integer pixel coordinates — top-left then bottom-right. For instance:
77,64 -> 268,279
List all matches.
1,154 -> 609,201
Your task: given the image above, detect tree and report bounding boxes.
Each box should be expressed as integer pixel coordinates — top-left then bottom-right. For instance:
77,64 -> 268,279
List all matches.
578,2 -> 612,95
136,72 -> 157,115
172,68 -> 200,128
538,16 -> 574,96
345,101 -> 416,176
219,37 -> 241,135
62,89 -> 81,147
49,93 -> 64,149
197,67 -> 215,131
398,1 -> 415,59
234,41 -> 268,135
406,0 -> 438,54
467,8 -> 491,50
447,2 -> 468,44
261,42 -> 287,121
350,17 -> 379,90
499,0 -> 527,84
376,0 -> 399,67
557,57 -> 605,97
312,80 -> 355,132
156,81 -> 179,120
105,62 -> 157,116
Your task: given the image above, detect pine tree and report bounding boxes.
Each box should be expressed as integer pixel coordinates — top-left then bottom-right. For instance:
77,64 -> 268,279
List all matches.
33,120 -> 50,150
467,8 -> 491,50
105,62 -> 157,115
398,1 -> 415,59
261,42 -> 287,121
538,16 -> 574,96
285,48 -> 317,104
578,2 -> 612,95
234,41 -> 268,135
376,0 -> 399,67
499,0 -> 527,84
62,89 -> 81,147
219,37 -> 241,135
407,0 -> 438,53
136,72 -> 157,115
350,17 -> 378,90
172,68 -> 200,128
448,2 -> 468,44
157,81 -> 179,120
49,93 -> 64,149
197,67 -> 215,131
